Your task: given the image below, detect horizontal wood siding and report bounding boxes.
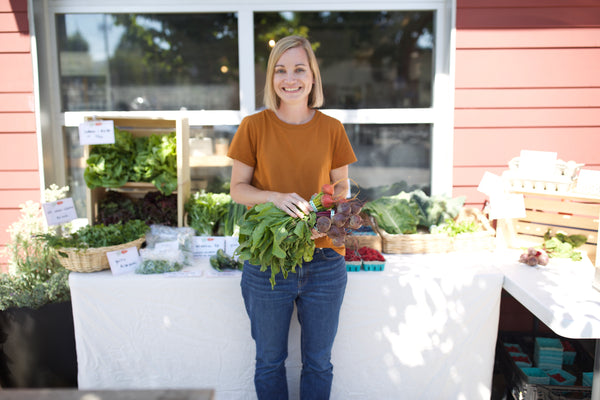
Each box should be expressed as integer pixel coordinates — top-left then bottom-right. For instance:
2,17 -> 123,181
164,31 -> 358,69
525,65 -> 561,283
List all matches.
454,0 -> 600,206
0,0 -> 38,268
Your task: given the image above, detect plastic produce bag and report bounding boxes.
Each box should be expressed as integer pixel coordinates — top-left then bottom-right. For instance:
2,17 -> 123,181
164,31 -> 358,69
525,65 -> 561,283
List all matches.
144,224 -> 195,266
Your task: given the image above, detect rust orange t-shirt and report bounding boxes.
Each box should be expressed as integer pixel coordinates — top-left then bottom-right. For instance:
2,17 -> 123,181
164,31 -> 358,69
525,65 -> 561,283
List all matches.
227,109 -> 357,253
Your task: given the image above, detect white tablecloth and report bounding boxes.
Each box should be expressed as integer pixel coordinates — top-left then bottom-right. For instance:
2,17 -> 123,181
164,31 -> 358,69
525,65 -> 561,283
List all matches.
69,252 -> 505,400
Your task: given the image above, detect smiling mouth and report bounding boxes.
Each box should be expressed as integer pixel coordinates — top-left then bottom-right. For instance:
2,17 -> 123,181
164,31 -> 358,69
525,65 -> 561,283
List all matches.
282,87 -> 302,92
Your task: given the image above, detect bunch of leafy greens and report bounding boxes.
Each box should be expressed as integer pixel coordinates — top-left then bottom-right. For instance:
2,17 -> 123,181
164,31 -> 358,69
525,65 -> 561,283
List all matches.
84,128 -> 136,188
40,219 -> 149,250
235,202 -> 316,289
542,230 -> 587,261
185,192 -> 247,236
132,133 -> 178,195
84,129 -> 178,195
96,190 -> 177,226
362,190 -> 465,234
430,218 -> 479,237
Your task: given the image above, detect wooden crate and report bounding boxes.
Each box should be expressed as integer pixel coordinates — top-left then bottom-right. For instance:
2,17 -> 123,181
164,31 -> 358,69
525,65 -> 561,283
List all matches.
497,190 -> 600,267
84,116 -> 190,227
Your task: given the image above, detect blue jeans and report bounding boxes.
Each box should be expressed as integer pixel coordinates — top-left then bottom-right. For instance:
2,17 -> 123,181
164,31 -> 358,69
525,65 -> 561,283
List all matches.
241,247 -> 347,400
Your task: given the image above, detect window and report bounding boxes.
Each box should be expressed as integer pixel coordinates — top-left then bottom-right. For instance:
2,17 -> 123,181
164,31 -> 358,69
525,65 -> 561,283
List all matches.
56,13 -> 239,111
33,1 -> 453,220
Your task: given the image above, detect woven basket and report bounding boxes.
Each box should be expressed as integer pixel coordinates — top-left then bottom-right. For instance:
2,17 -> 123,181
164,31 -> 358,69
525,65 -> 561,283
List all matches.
450,208 -> 496,252
376,208 -> 495,254
58,236 -> 146,273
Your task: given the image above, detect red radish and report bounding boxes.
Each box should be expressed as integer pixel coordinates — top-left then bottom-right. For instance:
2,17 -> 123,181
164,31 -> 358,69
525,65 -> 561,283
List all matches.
321,184 -> 334,195
321,194 -> 335,209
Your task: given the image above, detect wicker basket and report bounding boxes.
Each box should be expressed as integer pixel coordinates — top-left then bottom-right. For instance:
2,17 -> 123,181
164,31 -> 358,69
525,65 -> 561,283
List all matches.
450,208 -> 496,252
58,237 -> 146,273
344,215 -> 382,252
376,208 -> 495,254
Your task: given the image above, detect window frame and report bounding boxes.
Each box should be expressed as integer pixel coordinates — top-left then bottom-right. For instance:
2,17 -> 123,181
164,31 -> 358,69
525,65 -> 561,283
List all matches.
31,0 -> 456,195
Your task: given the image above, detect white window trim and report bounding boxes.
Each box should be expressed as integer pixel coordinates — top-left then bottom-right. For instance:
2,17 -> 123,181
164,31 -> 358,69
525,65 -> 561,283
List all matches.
33,0 -> 456,195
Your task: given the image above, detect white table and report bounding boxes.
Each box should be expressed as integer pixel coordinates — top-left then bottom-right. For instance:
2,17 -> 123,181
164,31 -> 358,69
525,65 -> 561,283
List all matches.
69,252 -> 504,400
495,249 -> 600,399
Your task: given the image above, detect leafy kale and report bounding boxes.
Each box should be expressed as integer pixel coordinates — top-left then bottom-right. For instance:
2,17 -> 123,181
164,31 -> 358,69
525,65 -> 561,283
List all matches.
362,190 -> 465,234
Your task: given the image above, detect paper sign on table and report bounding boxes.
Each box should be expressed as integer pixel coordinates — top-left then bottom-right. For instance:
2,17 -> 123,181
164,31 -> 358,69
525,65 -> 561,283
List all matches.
78,120 -> 115,145
192,236 -> 225,258
107,246 -> 141,275
42,197 -> 77,226
575,169 -> 600,195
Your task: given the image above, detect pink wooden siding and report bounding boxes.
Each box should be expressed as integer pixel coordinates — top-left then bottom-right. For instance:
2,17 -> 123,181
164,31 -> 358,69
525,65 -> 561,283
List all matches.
0,0 -> 38,268
454,0 -> 600,206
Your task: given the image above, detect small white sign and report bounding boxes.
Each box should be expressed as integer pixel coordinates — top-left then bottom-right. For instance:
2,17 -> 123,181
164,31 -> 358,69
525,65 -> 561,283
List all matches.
488,192 -> 526,220
78,120 -> 115,145
518,150 -> 557,178
107,246 -> 141,275
575,169 -> 600,195
42,197 -> 77,226
154,240 -> 179,252
193,236 -> 225,258
224,236 -> 240,258
477,171 -> 505,197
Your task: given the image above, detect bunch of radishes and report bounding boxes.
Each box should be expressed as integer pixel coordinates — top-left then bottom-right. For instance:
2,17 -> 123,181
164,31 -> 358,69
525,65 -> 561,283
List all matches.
311,183 -> 364,247
519,247 -> 550,266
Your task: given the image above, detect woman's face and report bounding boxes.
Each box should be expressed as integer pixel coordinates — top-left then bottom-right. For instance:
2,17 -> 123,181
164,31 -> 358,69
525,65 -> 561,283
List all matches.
273,46 -> 314,107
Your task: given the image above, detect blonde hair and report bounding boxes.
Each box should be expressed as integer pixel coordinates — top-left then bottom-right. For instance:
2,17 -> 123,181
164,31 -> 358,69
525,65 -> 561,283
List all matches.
263,35 -> 324,110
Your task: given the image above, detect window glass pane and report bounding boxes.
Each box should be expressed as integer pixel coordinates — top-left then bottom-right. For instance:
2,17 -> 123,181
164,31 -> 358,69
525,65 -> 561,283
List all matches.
254,11 -> 434,109
189,125 -> 237,193
346,124 -> 431,197
56,13 -> 239,111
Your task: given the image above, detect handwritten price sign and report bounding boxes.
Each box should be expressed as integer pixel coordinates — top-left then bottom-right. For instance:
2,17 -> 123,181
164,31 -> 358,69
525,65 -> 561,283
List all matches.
78,120 -> 115,145
107,246 -> 141,275
42,198 -> 77,226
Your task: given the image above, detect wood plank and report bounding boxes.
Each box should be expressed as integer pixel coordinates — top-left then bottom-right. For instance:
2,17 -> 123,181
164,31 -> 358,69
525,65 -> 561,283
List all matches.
0,133 -> 38,169
0,92 -> 34,112
524,197 -> 600,218
452,185 -> 487,207
454,127 -> 600,167
0,32 -> 30,52
457,7 -> 600,29
514,221 -> 597,245
0,12 -> 28,33
454,108 -> 600,128
457,28 -> 600,49
0,0 -> 27,12
459,0 -> 600,7
0,53 -> 33,91
0,113 -> 36,132
453,166 -> 506,186
523,209 -> 598,231
455,49 -> 600,88
0,171 -> 40,189
0,189 -> 41,208
455,88 -> 600,108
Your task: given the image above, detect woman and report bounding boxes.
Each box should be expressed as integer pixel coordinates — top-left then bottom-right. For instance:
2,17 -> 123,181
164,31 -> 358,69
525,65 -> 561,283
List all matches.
227,35 -> 357,400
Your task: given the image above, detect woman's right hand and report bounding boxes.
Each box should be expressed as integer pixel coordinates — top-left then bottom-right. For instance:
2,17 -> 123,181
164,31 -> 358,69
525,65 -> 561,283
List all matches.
269,192 -> 313,219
